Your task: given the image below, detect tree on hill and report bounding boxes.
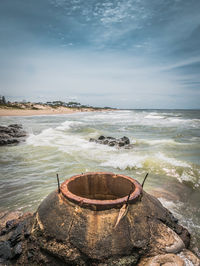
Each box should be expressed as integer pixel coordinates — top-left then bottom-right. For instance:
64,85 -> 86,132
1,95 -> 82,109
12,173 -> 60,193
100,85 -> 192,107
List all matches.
0,96 -> 6,104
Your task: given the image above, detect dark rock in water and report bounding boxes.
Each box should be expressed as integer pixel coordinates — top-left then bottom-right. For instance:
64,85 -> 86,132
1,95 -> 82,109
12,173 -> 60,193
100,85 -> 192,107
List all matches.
98,135 -> 105,140
0,124 -> 27,146
121,136 -> 130,145
103,139 -> 109,145
89,136 -> 133,149
108,141 -> 115,146
89,138 -> 96,142
8,124 -> 23,129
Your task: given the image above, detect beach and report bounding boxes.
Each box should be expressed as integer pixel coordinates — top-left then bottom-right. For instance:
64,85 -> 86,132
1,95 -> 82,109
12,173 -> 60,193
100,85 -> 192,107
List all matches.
0,105 -> 99,116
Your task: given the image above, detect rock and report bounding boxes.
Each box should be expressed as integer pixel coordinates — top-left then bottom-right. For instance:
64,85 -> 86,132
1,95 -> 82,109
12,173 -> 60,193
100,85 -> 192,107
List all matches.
107,136 -> 115,140
99,255 -> 139,266
138,253 -> 185,266
13,242 -> 23,258
89,136 -> 132,148
0,124 -> 26,146
27,250 -> 34,259
139,250 -> 200,266
89,138 -> 97,143
178,249 -> 200,265
9,223 -> 24,247
8,124 -> 23,129
148,222 -> 185,255
6,219 -> 17,229
118,141 -> 125,147
120,136 -> 130,145
0,241 -> 12,260
98,135 -> 105,140
103,139 -> 109,145
0,211 -> 23,231
108,141 -> 115,146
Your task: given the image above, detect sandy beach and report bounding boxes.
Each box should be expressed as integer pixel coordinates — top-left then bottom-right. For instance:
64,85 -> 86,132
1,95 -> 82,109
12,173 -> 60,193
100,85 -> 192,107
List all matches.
0,106 -> 97,116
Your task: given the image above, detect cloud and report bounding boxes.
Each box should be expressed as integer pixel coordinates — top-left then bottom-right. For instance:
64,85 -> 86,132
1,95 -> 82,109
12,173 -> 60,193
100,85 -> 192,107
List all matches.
0,47 -> 191,108
0,0 -> 200,108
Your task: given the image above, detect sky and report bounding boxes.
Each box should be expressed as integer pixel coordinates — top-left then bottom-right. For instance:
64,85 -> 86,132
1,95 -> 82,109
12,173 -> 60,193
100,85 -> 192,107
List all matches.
0,0 -> 199,109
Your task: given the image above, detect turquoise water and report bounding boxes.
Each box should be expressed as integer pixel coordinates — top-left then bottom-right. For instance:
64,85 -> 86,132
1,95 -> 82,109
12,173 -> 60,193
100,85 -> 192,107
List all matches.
0,109 -> 200,251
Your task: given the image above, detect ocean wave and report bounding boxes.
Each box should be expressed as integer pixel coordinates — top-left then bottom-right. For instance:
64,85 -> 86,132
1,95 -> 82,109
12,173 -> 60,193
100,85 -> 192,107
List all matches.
156,153 -> 191,168
101,153 -> 146,170
139,138 -> 182,146
159,198 -> 200,230
100,152 -> 199,187
26,128 -> 57,147
56,121 -> 84,131
69,110 -> 200,129
101,152 -> 191,170
177,170 -> 200,188
145,114 -> 165,119
168,118 -> 200,128
158,198 -> 200,254
26,126 -> 113,162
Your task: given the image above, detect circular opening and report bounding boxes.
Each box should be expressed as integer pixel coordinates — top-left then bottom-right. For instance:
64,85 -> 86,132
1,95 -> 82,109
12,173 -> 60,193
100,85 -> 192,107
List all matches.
68,173 -> 133,200
61,172 -> 142,209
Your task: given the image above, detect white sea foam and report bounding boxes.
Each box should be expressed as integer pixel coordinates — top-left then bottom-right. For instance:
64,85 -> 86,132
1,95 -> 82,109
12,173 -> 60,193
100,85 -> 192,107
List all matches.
26,128 -> 57,147
156,153 -> 191,168
158,198 -> 200,231
145,114 -> 165,119
101,153 -> 146,170
56,121 -> 84,131
25,111 -> 197,188
100,151 -> 191,171
73,110 -> 200,130
168,117 -> 200,128
26,125 -> 115,164
139,138 -> 180,146
177,171 -> 200,188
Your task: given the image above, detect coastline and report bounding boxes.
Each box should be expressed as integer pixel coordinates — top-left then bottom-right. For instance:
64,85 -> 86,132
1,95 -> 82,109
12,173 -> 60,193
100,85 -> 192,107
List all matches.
0,106 -> 107,116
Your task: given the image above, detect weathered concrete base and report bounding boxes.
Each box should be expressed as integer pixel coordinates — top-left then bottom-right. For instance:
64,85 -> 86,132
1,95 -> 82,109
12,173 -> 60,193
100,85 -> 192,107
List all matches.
0,189 -> 199,265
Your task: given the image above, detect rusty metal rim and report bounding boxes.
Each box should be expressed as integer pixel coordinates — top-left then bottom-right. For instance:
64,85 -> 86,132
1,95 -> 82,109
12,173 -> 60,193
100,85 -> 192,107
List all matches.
60,172 -> 142,207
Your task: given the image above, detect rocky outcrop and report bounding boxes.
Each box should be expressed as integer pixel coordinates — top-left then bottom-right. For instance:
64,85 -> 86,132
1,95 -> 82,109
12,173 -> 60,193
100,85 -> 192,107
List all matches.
138,250 -> 200,266
0,212 -> 33,263
0,211 -> 23,231
0,172 -> 199,265
89,136 -> 133,149
0,124 -> 26,145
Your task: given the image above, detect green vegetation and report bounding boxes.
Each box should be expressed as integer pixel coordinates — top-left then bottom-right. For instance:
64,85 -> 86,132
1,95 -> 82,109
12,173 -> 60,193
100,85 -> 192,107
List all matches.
0,95 -> 115,110
44,100 -> 113,110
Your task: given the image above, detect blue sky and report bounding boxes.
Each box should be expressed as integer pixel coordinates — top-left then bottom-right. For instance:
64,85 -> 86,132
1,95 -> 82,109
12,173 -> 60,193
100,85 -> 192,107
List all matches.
0,0 -> 199,108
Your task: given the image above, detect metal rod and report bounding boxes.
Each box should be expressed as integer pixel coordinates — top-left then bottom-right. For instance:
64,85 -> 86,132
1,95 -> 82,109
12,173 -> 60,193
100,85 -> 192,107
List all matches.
56,173 -> 60,193
126,183 -> 134,206
142,173 -> 149,188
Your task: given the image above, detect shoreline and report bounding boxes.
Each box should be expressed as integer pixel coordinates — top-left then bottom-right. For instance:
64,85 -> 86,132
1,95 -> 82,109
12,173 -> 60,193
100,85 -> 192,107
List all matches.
0,107 -> 110,117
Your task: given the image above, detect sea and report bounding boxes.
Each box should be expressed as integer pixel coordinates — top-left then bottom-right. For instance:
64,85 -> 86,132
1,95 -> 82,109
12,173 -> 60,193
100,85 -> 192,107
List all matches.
0,109 -> 200,252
